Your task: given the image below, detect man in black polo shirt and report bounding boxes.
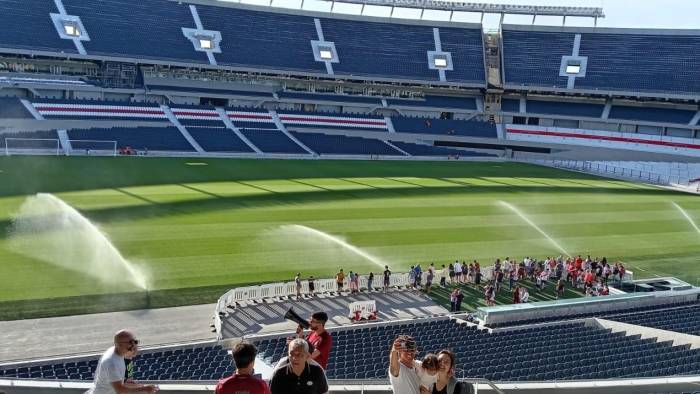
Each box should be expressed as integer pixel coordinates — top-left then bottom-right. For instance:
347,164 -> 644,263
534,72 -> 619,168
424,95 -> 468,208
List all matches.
269,338 -> 328,394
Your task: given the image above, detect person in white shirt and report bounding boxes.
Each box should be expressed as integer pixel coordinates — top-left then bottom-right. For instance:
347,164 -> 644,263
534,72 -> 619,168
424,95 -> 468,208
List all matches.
454,261 -> 462,283
519,287 -> 530,303
416,353 -> 439,392
88,330 -> 157,394
503,258 -> 512,275
389,335 -> 421,394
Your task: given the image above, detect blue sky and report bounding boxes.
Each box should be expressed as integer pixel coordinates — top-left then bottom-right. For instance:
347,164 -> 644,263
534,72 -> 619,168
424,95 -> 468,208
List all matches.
227,0 -> 700,29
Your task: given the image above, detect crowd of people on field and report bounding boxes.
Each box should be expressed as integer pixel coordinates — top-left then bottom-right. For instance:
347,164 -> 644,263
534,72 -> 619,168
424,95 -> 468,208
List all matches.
292,254 -> 622,310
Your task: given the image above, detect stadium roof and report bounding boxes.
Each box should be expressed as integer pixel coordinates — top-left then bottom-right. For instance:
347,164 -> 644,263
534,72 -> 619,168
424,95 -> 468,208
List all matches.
317,0 -> 604,18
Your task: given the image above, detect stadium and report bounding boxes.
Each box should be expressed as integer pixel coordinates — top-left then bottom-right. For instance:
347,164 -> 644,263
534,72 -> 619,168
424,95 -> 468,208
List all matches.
0,0 -> 700,392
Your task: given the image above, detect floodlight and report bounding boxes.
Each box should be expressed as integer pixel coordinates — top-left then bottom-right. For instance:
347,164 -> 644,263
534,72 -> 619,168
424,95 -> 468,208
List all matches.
566,64 -> 581,74
319,49 -> 333,60
63,23 -> 80,37
199,38 -> 213,50
434,57 -> 448,68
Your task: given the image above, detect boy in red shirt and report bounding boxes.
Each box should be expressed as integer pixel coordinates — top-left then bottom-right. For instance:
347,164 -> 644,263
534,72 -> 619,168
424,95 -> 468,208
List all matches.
215,342 -> 270,394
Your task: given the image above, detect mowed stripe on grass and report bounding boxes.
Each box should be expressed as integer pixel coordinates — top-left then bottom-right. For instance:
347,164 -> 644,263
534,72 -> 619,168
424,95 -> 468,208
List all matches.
0,156 -> 698,318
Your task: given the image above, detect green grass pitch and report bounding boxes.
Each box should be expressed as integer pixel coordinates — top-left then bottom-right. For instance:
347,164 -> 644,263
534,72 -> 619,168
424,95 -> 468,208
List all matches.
0,156 -> 698,319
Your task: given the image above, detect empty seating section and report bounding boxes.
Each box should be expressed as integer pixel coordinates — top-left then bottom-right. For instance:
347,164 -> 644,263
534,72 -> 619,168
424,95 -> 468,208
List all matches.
62,0 -> 207,63
502,27 -> 700,94
392,117 -> 497,138
527,100 -> 604,117
0,0 -> 76,53
487,300 -> 700,328
31,100 -> 167,121
186,128 -> 253,152
279,111 -> 388,131
67,127 -> 194,151
438,27 -> 486,84
609,304 -> 700,336
390,141 -> 494,157
609,106 -> 696,124
0,98 -> 31,118
172,107 -> 222,127
501,98 -> 521,113
290,132 -> 401,155
502,29 -> 574,88
0,345 -> 231,381
177,119 -> 225,128
227,109 -> 277,130
240,129 -> 307,154
321,18 -> 435,81
195,6 -> 324,73
576,33 -> 700,94
254,319 -> 700,381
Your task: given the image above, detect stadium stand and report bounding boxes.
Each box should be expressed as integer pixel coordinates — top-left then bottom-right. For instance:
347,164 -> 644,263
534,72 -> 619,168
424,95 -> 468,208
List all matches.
30,100 -> 168,121
609,105 -> 697,124
0,0 -> 484,84
0,97 -> 31,118
501,98 -> 522,113
254,318 -> 700,381
502,26 -> 700,95
0,344 -> 232,381
392,117 -> 497,138
525,100 -> 605,118
320,19 -> 484,83
608,303 -> 700,336
186,127 -> 254,153
227,108 -> 277,130
195,4 -> 325,73
239,129 -> 309,154
486,300 -> 700,328
0,0 -> 77,53
63,0 -> 208,63
67,127 -> 195,151
389,141 -> 494,157
289,131 -> 402,155
279,111 -> 389,131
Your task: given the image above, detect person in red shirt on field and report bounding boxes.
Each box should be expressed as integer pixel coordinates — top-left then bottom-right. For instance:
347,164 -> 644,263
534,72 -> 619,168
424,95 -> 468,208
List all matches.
215,342 -> 270,394
584,269 -> 595,288
295,312 -> 333,369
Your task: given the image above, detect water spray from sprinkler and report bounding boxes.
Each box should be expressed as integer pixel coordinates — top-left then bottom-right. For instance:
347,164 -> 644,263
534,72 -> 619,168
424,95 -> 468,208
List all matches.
498,200 -> 570,257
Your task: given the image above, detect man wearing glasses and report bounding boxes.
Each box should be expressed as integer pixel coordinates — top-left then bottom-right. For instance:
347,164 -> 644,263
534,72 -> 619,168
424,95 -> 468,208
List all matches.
88,330 -> 158,393
389,335 -> 421,394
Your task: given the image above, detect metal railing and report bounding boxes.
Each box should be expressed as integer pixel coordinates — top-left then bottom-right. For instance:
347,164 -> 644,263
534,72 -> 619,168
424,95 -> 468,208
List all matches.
522,159 -> 693,188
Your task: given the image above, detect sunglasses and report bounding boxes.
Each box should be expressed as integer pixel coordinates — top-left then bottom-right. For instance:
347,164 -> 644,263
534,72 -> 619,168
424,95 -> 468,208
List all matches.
119,339 -> 139,345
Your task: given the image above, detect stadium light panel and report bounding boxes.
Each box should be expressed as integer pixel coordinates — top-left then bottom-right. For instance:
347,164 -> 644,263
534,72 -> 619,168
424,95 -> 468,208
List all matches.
319,49 -> 333,60
63,23 -> 80,37
566,64 -> 581,74
199,38 -> 213,50
434,57 -> 448,68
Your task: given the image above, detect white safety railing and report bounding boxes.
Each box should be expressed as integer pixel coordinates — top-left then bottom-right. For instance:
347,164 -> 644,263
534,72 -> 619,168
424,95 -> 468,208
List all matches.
522,158 -> 693,188
214,272 -> 418,337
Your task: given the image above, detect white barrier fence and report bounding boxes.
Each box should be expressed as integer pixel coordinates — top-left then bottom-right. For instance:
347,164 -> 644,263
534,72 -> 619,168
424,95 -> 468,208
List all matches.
523,158 -> 693,188
216,268 -> 497,314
